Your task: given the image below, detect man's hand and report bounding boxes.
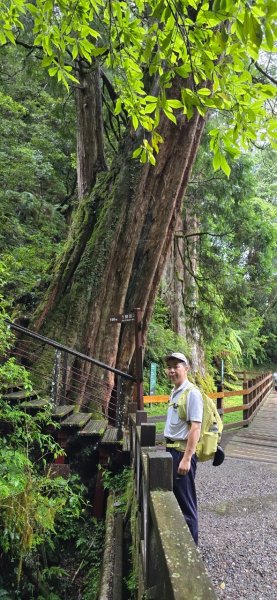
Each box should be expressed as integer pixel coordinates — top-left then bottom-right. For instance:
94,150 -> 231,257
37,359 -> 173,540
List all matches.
178,456 -> 191,475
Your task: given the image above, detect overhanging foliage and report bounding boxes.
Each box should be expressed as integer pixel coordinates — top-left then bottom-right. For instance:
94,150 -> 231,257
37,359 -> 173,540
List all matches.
0,0 -> 276,170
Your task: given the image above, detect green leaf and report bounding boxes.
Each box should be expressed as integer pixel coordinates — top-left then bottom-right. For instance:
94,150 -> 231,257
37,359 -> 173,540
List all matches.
48,67 -> 58,77
144,103 -> 156,114
149,153 -> 156,166
152,0 -> 164,19
212,0 -> 221,10
141,149 -> 147,163
249,13 -> 263,49
132,147 -> 142,158
90,47 -> 108,57
132,113 -> 139,129
220,155 -> 231,177
72,44 -> 79,60
114,99 -> 122,116
0,31 -> 7,45
145,96 -> 158,103
4,29 -> 15,44
212,150 -> 221,171
26,3 -> 38,15
234,19 -> 247,44
41,55 -> 54,68
161,31 -> 172,51
197,88 -> 211,96
167,99 -> 183,108
264,24 -> 274,50
175,65 -> 190,78
163,109 -> 177,124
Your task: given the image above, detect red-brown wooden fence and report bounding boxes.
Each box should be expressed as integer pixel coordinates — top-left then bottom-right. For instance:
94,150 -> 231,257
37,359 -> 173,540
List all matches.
143,372 -> 273,430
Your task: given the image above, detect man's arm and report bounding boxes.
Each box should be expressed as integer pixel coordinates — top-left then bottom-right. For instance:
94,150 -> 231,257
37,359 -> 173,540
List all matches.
178,421 -> 201,475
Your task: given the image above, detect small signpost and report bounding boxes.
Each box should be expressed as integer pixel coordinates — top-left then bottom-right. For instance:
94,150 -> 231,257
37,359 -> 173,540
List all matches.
149,362 -> 157,395
109,308 -> 144,410
109,313 -> 135,323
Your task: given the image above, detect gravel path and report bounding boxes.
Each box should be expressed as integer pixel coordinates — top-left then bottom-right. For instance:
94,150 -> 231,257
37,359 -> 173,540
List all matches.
197,444 -> 277,600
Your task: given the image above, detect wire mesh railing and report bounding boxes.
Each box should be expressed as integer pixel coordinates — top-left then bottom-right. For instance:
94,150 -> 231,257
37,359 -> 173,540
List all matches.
5,321 -> 135,432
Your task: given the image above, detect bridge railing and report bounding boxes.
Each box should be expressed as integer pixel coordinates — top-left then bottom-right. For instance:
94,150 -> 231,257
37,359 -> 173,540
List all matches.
129,411 -> 217,600
143,372 -> 273,430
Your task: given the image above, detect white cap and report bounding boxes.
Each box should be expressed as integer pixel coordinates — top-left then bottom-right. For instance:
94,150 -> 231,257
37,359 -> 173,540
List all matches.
165,352 -> 189,365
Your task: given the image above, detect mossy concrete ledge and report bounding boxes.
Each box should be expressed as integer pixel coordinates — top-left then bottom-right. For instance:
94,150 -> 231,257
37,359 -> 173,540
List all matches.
149,490 -> 217,600
98,494 -> 123,600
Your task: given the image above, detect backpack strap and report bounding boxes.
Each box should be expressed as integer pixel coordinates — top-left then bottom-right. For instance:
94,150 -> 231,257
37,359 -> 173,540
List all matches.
168,383 -> 198,421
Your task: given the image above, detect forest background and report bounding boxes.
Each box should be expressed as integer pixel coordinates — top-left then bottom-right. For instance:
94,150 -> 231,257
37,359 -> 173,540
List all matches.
0,1 -> 277,598
1,35 -> 276,389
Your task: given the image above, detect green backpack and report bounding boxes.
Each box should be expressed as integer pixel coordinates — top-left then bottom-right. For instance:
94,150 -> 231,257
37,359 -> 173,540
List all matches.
176,383 -> 224,462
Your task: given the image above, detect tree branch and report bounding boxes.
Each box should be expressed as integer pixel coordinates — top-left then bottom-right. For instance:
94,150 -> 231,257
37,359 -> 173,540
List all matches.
175,230 -> 233,239
254,62 -> 277,85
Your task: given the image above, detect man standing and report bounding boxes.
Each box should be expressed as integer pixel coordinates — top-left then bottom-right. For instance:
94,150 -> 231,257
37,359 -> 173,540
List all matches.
164,352 -> 203,545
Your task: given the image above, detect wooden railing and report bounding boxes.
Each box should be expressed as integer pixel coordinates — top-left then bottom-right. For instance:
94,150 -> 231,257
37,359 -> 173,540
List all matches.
129,411 -> 217,600
143,372 -> 273,430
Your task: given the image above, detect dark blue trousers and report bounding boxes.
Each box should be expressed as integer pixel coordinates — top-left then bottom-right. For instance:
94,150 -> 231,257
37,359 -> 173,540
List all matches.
167,448 -> 198,545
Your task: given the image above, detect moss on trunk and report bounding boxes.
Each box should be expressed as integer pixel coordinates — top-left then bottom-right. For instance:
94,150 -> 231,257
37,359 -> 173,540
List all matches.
32,76 -> 207,410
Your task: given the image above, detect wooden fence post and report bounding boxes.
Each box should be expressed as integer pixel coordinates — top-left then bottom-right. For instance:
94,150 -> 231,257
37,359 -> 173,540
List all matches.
148,451 -> 173,492
136,410 -> 148,425
249,378 -> 254,420
250,375 -> 261,415
216,381 -> 224,418
140,423 -> 156,447
243,377 -> 250,425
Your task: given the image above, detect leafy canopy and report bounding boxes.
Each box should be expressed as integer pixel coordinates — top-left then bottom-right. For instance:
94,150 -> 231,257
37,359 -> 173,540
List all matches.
0,0 -> 276,170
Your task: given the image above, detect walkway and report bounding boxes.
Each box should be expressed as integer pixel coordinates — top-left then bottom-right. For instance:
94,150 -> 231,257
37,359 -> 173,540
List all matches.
197,390 -> 277,599
224,391 -> 277,464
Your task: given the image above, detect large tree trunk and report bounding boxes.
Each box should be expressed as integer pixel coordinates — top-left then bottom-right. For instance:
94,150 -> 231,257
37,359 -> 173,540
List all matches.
33,74 -> 206,408
76,60 -> 107,198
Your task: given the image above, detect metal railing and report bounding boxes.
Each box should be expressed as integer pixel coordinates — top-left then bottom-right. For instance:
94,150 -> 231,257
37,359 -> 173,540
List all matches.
5,320 -> 135,431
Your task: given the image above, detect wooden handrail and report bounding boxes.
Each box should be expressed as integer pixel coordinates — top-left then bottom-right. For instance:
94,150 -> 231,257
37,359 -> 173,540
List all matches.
144,373 -> 272,403
143,372 -> 273,429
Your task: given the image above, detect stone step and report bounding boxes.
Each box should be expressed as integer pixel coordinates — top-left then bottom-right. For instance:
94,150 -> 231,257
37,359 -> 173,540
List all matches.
52,405 -> 75,419
101,427 -> 120,444
78,419 -> 108,436
3,389 -> 38,402
21,398 -> 49,409
61,412 -> 92,428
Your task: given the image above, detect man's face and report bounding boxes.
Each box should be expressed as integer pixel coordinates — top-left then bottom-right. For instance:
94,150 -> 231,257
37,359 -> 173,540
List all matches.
166,359 -> 189,387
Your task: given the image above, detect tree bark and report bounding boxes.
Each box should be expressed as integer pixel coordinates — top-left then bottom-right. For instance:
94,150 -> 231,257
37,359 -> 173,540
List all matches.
162,211 -> 206,376
162,212 -> 187,339
33,74 -> 207,408
76,60 -> 107,199
182,209 -> 206,376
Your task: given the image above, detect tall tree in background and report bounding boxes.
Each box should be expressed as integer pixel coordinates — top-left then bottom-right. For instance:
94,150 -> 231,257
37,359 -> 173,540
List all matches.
1,1 -> 276,405
181,141 -> 276,370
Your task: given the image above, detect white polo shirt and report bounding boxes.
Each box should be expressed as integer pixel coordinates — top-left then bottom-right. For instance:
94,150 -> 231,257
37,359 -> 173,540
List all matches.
164,380 -> 203,441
